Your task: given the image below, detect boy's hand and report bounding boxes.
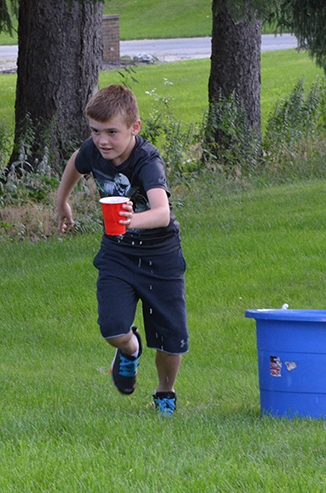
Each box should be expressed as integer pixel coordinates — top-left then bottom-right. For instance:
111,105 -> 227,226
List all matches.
57,203 -> 74,234
119,200 -> 134,229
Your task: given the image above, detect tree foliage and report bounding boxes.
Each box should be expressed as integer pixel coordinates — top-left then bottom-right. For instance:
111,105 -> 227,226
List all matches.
212,0 -> 279,23
270,1 -> 326,72
0,0 -> 18,35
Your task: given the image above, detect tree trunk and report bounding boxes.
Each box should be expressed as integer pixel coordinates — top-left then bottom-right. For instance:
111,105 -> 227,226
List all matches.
209,0 -> 262,140
13,0 -> 103,171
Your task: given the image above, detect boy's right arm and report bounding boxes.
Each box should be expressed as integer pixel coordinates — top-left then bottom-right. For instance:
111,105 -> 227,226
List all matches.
56,150 -> 83,234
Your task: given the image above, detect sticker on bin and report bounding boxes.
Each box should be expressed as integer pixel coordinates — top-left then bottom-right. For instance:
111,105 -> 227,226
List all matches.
285,361 -> 297,372
270,356 -> 282,377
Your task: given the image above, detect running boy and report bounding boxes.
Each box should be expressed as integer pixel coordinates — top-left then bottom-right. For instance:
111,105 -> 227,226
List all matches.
56,84 -> 188,417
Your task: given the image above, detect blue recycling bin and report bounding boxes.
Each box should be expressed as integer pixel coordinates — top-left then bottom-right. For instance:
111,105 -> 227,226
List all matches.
245,309 -> 326,419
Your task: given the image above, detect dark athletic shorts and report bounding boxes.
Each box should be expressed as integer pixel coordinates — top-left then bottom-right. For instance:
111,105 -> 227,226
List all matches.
93,245 -> 189,354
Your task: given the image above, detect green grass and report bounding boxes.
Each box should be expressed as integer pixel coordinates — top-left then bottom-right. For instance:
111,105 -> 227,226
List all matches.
2,179 -> 326,491
0,0 -> 279,45
1,6 -> 326,490
261,49 -> 324,127
0,30 -> 16,46
104,0 -> 212,40
0,48 -> 321,134
0,0 -> 212,45
100,58 -> 210,128
100,49 -> 323,132
0,73 -> 16,129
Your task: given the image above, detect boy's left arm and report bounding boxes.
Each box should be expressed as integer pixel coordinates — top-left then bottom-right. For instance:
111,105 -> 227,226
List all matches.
120,188 -> 170,230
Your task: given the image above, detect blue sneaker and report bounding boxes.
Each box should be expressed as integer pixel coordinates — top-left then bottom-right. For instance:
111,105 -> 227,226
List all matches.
110,326 -> 142,395
153,392 -> 177,417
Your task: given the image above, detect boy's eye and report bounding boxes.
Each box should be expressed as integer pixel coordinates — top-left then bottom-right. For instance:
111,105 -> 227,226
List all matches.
90,128 -> 117,136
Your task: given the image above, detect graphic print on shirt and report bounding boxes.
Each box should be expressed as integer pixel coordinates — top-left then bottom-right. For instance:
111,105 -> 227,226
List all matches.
94,170 -> 150,214
95,171 -> 131,197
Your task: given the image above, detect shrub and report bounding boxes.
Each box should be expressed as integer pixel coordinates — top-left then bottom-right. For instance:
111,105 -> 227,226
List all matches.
0,120 -> 12,172
2,76 -> 326,240
141,112 -> 203,182
140,83 -> 204,183
264,77 -> 326,157
203,90 -> 263,177
263,76 -> 326,180
0,139 -> 102,240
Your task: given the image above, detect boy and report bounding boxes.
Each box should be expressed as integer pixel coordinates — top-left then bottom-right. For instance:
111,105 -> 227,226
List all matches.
56,84 -> 188,417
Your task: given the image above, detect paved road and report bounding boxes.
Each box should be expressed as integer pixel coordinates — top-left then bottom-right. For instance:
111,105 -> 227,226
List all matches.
120,34 -> 297,61
0,34 -> 297,72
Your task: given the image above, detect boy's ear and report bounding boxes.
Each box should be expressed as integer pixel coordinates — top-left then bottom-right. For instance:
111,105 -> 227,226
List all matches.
131,119 -> 141,136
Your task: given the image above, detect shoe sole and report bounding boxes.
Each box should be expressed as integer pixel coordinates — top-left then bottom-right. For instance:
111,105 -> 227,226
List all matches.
110,348 -> 138,395
110,368 -> 137,395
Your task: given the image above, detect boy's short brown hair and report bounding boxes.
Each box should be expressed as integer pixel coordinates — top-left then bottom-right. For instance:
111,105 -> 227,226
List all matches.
86,84 -> 140,128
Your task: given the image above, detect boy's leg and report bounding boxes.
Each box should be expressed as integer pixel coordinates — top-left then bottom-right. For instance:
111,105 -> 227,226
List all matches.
108,330 -> 139,355
137,250 -> 188,415
93,246 -> 143,394
155,351 -> 182,393
110,326 -> 142,395
153,351 -> 181,417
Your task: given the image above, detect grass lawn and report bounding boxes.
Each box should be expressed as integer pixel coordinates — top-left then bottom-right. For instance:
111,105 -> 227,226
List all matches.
0,0 -> 212,46
104,0 -> 212,40
1,6 -> 326,491
0,48 -> 323,135
2,179 -> 326,491
0,0 -> 282,45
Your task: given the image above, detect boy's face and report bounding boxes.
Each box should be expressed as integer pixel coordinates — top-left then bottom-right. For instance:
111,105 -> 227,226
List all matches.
89,114 -> 141,166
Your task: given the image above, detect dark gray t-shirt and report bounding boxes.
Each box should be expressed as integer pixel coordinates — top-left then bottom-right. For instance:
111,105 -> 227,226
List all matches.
75,135 -> 182,254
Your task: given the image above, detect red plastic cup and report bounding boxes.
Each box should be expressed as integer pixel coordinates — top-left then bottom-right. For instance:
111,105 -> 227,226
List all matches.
99,197 -> 129,236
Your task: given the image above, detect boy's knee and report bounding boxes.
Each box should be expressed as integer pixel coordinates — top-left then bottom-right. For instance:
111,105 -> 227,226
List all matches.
99,317 -> 131,340
105,331 -> 133,349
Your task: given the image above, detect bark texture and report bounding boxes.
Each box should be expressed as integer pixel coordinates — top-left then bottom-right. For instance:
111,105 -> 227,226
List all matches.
13,0 -> 103,169
209,0 -> 262,137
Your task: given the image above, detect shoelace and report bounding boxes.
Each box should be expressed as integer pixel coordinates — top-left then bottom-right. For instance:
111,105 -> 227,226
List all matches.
156,397 -> 176,417
119,354 -> 140,377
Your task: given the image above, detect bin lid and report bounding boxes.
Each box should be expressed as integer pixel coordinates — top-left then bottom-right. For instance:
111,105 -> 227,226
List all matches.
245,309 -> 326,322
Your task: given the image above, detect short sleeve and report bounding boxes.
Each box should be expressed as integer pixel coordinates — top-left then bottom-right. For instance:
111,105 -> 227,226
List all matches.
75,137 -> 96,174
135,144 -> 170,197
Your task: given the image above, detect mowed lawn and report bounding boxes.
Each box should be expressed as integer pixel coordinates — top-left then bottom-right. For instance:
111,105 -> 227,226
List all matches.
0,48 -> 322,133
1,16 -> 326,491
1,179 -> 326,491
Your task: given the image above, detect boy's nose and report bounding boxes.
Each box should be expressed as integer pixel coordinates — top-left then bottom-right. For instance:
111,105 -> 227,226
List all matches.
98,132 -> 110,145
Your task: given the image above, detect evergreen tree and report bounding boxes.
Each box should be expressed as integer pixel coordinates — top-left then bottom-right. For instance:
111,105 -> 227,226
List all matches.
0,0 -> 17,36
0,0 -> 102,172
209,0 -> 262,138
271,0 -> 326,72
208,0 -> 326,149
208,0 -> 267,163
